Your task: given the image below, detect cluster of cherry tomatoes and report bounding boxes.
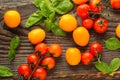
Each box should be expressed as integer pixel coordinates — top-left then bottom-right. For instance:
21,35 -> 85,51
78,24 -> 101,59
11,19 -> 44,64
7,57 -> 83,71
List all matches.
17,43 -> 62,80
81,42 -> 102,65
73,0 -> 109,34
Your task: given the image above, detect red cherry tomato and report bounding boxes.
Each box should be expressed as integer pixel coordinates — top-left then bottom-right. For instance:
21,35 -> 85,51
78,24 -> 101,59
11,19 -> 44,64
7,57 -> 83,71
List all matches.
27,53 -> 39,67
76,4 -> 90,19
18,64 -> 31,79
110,0 -> 120,9
94,18 -> 108,33
41,56 -> 56,70
89,0 -> 102,13
81,52 -> 94,65
48,44 -> 62,57
90,42 -> 102,56
82,18 -> 94,29
35,43 -> 48,56
33,67 -> 47,80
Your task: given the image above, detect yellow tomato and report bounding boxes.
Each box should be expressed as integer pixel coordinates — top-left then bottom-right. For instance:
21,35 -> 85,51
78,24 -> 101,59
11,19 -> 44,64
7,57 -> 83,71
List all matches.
65,48 -> 81,66
73,27 -> 90,46
116,24 -> 120,38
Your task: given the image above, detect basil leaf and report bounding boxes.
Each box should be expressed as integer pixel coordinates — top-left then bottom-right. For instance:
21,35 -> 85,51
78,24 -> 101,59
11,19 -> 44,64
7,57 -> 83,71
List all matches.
25,10 -> 43,28
33,0 -> 44,8
52,22 -> 66,36
40,0 -> 54,18
44,19 -> 52,32
0,66 -> 13,77
105,37 -> 120,50
54,0 -> 73,14
10,35 -> 20,49
8,49 -> 16,61
109,58 -> 120,72
95,61 -> 110,73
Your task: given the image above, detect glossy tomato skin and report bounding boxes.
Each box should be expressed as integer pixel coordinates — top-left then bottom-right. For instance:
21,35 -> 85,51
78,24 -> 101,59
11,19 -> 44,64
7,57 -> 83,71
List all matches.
27,53 -> 39,67
35,43 -> 48,56
94,18 -> 108,33
82,18 -> 94,29
48,44 -> 62,57
90,42 -> 102,56
76,4 -> 90,19
89,0 -> 102,13
18,64 -> 31,79
41,56 -> 56,70
33,67 -> 47,80
81,52 -> 94,65
110,0 -> 120,9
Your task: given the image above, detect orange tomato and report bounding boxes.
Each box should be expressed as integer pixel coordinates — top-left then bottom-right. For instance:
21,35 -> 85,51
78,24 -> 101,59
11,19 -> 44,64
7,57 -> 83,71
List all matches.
4,10 -> 21,28
72,0 -> 88,4
73,27 -> 90,46
59,14 -> 78,32
115,24 -> 120,38
65,48 -> 81,66
48,44 -> 62,57
28,28 -> 46,44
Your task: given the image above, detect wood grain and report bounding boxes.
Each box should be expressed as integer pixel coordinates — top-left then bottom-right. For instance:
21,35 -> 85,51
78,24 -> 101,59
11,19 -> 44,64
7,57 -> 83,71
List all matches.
0,0 -> 120,80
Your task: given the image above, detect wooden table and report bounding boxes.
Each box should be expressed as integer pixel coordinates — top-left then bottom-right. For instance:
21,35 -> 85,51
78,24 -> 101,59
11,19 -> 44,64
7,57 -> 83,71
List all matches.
0,0 -> 120,80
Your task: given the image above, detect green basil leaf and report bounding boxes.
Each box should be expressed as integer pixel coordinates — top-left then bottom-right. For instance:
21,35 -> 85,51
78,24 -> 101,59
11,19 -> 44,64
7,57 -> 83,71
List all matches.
33,0 -> 44,8
52,22 -> 66,36
44,19 -> 52,32
0,66 -> 13,77
54,0 -> 73,14
40,0 -> 54,18
8,49 -> 16,61
25,10 -> 43,28
95,61 -> 110,73
105,37 -> 120,50
10,35 -> 20,49
109,58 -> 120,72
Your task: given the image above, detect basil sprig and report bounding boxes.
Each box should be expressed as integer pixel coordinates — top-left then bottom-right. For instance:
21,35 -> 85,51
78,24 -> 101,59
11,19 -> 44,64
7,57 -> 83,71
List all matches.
8,35 -> 20,61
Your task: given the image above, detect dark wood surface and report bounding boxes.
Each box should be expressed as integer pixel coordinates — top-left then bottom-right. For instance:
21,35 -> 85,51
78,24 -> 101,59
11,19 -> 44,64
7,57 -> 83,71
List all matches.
0,0 -> 120,80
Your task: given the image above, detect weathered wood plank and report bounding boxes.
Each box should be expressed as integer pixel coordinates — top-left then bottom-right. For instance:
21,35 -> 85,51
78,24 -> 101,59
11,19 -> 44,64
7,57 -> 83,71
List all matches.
0,0 -> 120,80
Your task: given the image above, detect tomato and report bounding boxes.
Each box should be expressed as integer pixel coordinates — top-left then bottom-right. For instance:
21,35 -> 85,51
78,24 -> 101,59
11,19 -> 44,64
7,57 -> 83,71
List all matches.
81,52 -> 94,65
110,0 -> 120,9
82,18 -> 94,29
72,0 -> 88,5
90,42 -> 102,56
18,64 -> 31,79
33,67 -> 47,80
27,53 -> 39,67
94,18 -> 108,33
41,56 -> 56,70
35,43 -> 48,56
76,4 -> 90,19
48,44 -> 62,57
89,0 -> 102,13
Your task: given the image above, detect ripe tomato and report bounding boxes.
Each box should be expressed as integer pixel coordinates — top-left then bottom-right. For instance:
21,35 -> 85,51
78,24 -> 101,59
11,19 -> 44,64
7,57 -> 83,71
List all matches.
76,4 -> 90,19
33,67 -> 47,80
35,43 -> 48,56
18,64 -> 31,79
48,44 -> 62,57
89,0 -> 102,13
82,18 -> 94,29
27,53 -> 39,67
81,52 -> 94,65
90,42 -> 102,56
94,18 -> 108,33
110,0 -> 120,9
41,56 -> 56,70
